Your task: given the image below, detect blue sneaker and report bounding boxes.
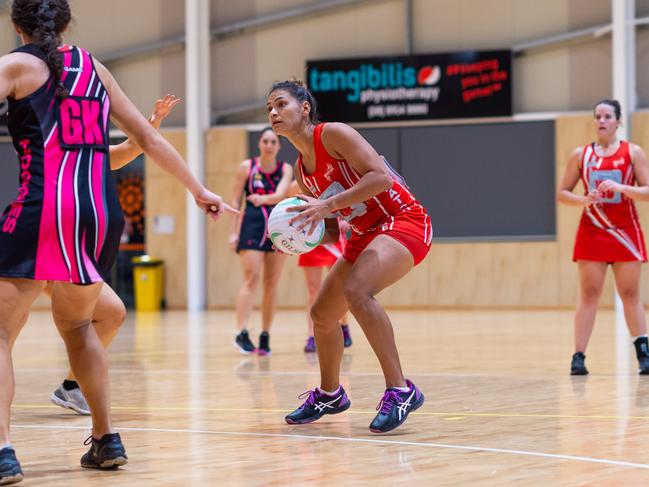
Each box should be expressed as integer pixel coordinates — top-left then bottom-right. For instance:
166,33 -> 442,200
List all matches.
369,379 -> 424,433
0,447 -> 23,485
80,433 -> 128,469
285,386 -> 351,424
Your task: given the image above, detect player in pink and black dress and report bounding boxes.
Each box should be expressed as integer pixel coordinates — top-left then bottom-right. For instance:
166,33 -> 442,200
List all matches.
0,1 -> 232,483
558,99 -> 649,376
229,128 -> 293,355
267,80 -> 432,434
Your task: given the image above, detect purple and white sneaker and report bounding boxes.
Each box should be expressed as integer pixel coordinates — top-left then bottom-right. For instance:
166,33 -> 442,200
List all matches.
369,379 -> 424,433
285,386 -> 351,424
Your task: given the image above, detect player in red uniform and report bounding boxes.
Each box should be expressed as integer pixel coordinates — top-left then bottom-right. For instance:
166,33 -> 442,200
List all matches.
558,99 -> 649,375
267,80 -> 431,433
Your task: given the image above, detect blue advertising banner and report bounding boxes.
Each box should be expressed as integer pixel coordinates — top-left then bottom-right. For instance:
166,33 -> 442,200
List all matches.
306,50 -> 511,123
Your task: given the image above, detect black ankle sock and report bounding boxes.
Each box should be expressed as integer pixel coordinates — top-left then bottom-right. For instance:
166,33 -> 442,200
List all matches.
63,380 -> 80,391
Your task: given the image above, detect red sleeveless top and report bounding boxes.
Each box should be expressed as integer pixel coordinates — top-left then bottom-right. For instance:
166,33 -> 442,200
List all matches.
297,123 -> 419,235
578,141 -> 641,230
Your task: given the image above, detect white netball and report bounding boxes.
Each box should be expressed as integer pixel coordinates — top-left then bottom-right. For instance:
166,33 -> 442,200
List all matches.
268,197 -> 325,255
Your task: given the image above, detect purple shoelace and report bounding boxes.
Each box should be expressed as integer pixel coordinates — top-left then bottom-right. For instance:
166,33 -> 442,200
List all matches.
376,390 -> 403,414
297,389 -> 319,407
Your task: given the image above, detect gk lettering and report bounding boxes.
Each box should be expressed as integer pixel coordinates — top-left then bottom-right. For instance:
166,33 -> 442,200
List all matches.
59,97 -> 104,146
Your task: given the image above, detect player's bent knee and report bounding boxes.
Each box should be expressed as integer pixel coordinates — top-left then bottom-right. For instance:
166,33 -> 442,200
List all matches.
310,303 -> 338,330
342,282 -> 372,309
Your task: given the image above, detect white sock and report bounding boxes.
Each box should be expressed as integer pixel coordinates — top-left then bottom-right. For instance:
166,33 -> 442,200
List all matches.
0,443 -> 12,451
318,386 -> 341,396
633,335 -> 648,341
392,386 -> 410,392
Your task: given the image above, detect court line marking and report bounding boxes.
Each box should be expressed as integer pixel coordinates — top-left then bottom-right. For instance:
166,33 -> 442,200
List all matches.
11,403 -> 649,421
13,366 -> 628,380
12,423 -> 649,470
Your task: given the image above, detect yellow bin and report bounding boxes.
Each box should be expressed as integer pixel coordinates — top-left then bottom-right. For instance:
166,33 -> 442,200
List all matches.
132,255 -> 164,311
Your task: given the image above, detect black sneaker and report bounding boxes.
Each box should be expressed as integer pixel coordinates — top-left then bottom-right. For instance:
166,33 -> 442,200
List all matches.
80,433 -> 128,469
0,447 -> 23,485
369,379 -> 424,434
570,352 -> 588,375
234,330 -> 256,354
634,337 -> 649,375
257,332 -> 271,356
285,386 -> 351,424
341,324 -> 352,348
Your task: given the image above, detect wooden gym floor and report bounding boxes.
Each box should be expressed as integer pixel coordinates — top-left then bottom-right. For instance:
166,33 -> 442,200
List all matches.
8,308 -> 649,486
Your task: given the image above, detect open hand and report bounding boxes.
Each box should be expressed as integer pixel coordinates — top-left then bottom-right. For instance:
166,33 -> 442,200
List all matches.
287,195 -> 332,235
149,94 -> 182,126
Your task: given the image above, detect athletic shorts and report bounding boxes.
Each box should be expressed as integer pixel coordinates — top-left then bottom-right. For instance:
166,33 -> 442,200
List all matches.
298,242 -> 343,267
343,206 -> 432,266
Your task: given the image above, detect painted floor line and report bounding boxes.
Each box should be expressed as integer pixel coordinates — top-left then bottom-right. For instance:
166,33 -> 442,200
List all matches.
13,403 -> 649,421
12,423 -> 649,471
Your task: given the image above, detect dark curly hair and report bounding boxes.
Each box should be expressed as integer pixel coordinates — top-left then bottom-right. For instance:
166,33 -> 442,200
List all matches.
11,0 -> 72,100
268,78 -> 319,124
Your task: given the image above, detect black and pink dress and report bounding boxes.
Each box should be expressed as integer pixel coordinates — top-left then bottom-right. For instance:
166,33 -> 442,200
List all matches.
0,44 -> 124,283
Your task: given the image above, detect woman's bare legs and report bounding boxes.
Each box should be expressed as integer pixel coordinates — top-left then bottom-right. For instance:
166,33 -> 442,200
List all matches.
50,281 -> 113,438
260,251 -> 286,333
235,251 -> 264,332
0,278 -> 45,445
302,266 -> 323,337
574,261 -> 608,353
64,284 -> 125,381
611,261 -> 647,337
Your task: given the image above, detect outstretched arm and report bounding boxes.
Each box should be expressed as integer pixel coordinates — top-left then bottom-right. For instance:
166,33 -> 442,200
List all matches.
109,94 -> 181,170
95,60 -> 237,219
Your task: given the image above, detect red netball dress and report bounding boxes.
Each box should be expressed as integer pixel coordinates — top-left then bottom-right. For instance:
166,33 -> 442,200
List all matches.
298,240 -> 344,267
297,123 -> 432,265
573,141 -> 646,262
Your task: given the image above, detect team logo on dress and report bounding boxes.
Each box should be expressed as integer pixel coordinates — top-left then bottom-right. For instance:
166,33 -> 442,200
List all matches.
253,173 -> 264,189
613,158 -> 624,168
324,163 -> 334,182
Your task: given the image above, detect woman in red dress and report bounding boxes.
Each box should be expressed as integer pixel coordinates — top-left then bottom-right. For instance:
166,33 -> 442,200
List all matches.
267,79 -> 431,433
558,99 -> 649,375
